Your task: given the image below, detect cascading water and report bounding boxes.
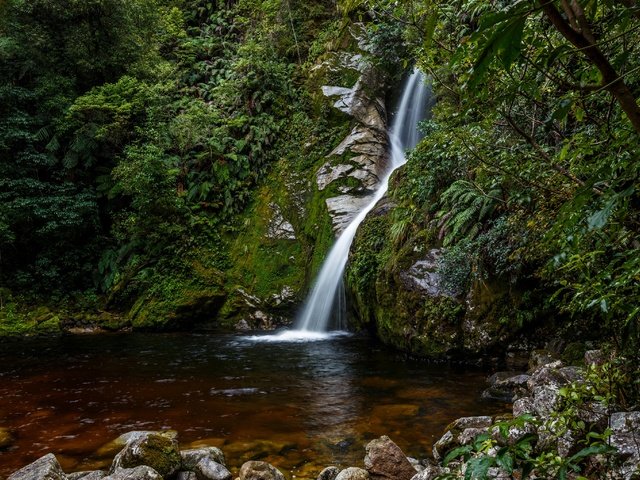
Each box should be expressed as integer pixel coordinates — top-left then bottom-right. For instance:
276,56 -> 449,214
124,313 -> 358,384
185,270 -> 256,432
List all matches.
294,69 -> 432,333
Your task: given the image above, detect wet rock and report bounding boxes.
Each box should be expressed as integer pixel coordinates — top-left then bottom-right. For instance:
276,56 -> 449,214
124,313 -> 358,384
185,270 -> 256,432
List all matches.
110,433 -> 181,478
238,461 -> 285,480
8,453 -> 67,480
96,431 -> 177,458
364,435 -> 417,480
0,426 -> 14,449
334,467 -> 369,480
192,458 -> 231,480
325,194 -> 378,234
446,416 -> 493,431
432,430 -> 454,462
317,466 -> 340,480
103,466 -> 161,480
235,319 -> 251,331
610,412 -> 640,460
531,385 -> 561,417
181,446 -> 226,469
68,472 -> 106,480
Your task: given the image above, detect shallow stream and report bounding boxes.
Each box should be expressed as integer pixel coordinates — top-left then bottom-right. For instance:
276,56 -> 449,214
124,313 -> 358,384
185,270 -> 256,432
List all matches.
0,332 -> 505,478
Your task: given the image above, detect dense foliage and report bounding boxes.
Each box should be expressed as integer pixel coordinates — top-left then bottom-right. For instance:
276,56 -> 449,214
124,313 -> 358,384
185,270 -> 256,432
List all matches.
342,0 -> 640,354
0,0 -> 337,312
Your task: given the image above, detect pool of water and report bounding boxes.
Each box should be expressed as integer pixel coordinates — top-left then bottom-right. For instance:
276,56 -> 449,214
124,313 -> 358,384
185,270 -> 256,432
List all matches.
0,332 -> 505,478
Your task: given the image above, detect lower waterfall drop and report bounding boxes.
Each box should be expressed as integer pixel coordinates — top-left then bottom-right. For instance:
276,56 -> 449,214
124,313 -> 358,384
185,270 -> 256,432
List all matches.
294,69 -> 432,333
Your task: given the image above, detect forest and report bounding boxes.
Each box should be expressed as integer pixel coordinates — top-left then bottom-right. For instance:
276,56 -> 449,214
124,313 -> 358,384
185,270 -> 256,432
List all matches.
1,0 -> 640,479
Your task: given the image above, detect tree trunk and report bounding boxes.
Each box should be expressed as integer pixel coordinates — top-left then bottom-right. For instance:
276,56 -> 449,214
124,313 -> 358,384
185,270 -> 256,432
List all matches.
539,1 -> 640,134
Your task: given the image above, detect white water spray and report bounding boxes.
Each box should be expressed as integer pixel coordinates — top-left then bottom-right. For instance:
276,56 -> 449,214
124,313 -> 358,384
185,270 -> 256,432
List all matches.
292,69 -> 431,333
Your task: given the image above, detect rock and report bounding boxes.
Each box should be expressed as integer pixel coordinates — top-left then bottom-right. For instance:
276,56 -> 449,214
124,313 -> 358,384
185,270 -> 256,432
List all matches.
325,194 -> 378,234
409,463 -> 445,480
432,430 -> 454,462
512,397 -> 535,417
399,250 -> 444,297
110,433 -> 181,478
528,350 -> 559,371
96,431 -> 178,458
317,466 -> 340,480
584,349 -> 606,366
68,472 -> 106,480
364,436 -> 417,480
103,466 -> 162,480
610,412 -> 640,460
238,461 -> 285,480
334,467 -> 369,480
482,373 -> 530,402
0,426 -> 14,449
192,458 -> 231,480
531,385 -> 561,417
181,446 -> 226,469
235,319 -> 251,331
177,473 -> 197,480
265,203 -> 296,240
457,427 -> 488,446
8,454 -> 67,480
446,416 -> 493,431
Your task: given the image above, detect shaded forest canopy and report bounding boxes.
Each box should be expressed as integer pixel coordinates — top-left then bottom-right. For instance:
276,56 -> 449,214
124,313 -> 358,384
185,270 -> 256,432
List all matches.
0,0 -> 638,356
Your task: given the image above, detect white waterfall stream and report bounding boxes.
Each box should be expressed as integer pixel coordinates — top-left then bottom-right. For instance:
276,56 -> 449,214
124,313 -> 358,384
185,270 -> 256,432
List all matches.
293,69 -> 432,334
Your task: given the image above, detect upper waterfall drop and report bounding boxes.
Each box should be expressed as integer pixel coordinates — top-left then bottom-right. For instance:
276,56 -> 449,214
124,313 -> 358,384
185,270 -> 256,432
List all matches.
295,69 -> 432,333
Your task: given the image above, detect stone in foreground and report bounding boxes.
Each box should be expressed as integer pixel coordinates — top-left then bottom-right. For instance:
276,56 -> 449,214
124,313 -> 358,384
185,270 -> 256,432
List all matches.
238,461 -> 285,480
334,467 -> 369,480
364,436 -> 417,480
110,433 -> 181,478
8,453 -> 66,480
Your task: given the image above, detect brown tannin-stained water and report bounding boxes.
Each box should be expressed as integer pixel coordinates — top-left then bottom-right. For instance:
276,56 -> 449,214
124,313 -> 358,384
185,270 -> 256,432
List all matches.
0,333 -> 505,478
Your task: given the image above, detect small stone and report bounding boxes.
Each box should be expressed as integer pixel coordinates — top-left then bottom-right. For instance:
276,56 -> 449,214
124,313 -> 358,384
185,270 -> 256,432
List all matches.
181,447 -> 226,469
317,466 -> 340,480
512,397 -> 534,417
8,454 -> 66,480
364,435 -> 417,480
238,461 -> 285,480
177,473 -> 197,480
334,467 -> 369,480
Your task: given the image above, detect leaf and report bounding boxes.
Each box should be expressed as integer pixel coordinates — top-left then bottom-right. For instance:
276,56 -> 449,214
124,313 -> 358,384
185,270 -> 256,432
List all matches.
442,445 -> 473,465
464,456 -> 493,480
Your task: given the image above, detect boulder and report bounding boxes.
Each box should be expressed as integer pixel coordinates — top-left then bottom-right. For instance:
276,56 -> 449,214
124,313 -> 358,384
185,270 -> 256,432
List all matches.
181,446 -> 226,469
317,466 -> 340,480
96,431 -> 178,458
238,461 -> 285,480
110,433 -> 181,478
364,436 -> 417,480
482,373 -> 530,402
192,458 -> 231,480
103,466 -> 162,480
528,350 -> 559,371
398,250 -> 444,297
409,463 -> 445,480
334,467 -> 369,480
8,454 -> 67,480
610,412 -> 640,460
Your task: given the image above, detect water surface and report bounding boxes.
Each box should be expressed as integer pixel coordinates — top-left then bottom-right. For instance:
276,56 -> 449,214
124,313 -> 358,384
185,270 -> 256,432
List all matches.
0,333 -> 504,478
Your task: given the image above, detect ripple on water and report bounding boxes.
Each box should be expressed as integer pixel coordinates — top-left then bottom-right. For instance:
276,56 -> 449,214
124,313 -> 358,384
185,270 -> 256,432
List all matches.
245,330 -> 351,342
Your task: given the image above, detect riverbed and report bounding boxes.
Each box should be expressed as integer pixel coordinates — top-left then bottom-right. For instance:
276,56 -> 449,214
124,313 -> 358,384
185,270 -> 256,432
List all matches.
0,332 -> 505,478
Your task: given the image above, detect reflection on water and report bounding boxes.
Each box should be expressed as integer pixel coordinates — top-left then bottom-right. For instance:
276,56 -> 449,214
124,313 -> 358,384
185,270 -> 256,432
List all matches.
0,333 -> 504,478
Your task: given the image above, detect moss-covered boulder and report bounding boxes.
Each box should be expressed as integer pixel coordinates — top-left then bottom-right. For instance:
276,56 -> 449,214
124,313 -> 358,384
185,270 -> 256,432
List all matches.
110,432 -> 181,478
346,199 -> 539,360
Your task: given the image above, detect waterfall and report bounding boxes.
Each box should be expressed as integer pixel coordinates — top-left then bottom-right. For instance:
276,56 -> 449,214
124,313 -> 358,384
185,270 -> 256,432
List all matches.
294,69 -> 432,333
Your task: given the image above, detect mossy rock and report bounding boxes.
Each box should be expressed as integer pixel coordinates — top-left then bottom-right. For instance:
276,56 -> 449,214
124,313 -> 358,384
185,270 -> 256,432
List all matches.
111,433 -> 181,478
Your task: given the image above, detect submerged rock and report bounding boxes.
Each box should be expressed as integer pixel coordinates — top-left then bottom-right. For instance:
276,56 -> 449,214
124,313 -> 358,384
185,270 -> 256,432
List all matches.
0,426 -> 14,449
8,453 -> 67,480
364,436 -> 417,480
238,461 -> 285,480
